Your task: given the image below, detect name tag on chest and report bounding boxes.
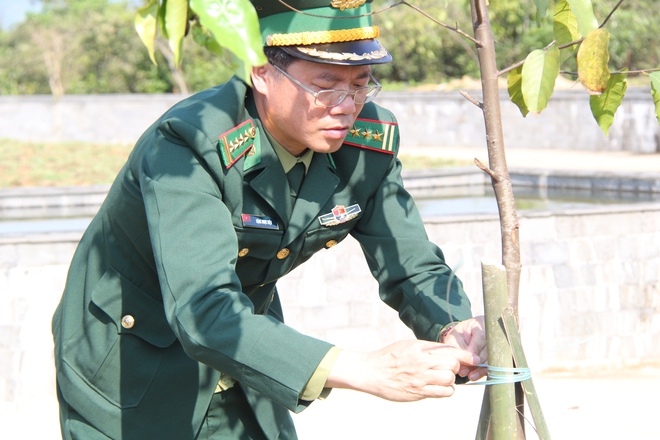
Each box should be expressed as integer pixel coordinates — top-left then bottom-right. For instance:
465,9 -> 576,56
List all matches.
242,214 -> 280,230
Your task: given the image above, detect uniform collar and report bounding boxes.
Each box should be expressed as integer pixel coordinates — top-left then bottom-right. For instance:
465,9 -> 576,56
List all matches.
266,131 -> 314,174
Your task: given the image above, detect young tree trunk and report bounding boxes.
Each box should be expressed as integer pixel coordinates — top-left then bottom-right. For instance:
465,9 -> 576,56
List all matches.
468,0 -> 521,311
468,0 -> 524,436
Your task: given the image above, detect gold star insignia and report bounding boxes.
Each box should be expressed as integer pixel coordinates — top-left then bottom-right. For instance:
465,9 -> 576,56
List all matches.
362,129 -> 373,140
373,130 -> 383,142
350,126 -> 362,137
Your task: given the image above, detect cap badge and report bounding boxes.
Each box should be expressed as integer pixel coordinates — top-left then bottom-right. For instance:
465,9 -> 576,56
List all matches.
318,204 -> 361,226
331,0 -> 367,11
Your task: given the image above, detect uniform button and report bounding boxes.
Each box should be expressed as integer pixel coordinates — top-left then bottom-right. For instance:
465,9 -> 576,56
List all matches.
238,248 -> 249,257
276,248 -> 290,259
121,315 -> 135,329
326,239 -> 338,248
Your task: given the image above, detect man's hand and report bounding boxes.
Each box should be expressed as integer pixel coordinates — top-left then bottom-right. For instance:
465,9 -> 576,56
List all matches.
325,340 -> 480,402
440,316 -> 488,381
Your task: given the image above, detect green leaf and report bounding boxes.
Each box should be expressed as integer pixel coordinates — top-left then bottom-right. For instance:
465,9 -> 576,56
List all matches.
190,0 -> 267,82
534,0 -> 552,24
191,22 -> 224,57
565,0 -> 598,36
508,64 -> 529,117
577,28 -> 610,95
135,0 -> 159,65
159,0 -> 169,39
232,55 -> 253,87
589,72 -> 627,135
651,72 -> 660,124
164,0 -> 188,68
554,0 -> 580,61
521,46 -> 560,116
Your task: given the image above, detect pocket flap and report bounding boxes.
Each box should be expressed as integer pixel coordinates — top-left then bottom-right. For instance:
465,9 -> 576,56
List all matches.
91,267 -> 177,348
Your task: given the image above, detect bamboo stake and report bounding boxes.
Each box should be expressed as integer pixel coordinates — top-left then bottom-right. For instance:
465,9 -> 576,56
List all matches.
501,308 -> 552,440
475,388 -> 491,439
476,262 -> 517,440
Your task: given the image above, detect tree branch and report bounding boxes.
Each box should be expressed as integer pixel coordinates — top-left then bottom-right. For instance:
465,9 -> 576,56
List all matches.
474,158 -> 501,182
498,41 -> 557,77
600,0 -> 625,29
460,90 -> 483,108
398,1 -> 483,47
561,67 -> 660,76
498,59 -> 525,78
277,0 -> 484,47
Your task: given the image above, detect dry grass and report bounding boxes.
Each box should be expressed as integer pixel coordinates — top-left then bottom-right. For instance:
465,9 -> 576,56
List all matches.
0,139 -> 133,188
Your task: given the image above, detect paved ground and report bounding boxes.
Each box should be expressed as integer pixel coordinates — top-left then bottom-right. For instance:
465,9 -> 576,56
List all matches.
402,145 -> 660,173
292,364 -> 660,439
17,365 -> 658,439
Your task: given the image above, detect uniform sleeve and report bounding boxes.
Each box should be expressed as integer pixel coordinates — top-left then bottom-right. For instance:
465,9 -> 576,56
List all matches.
350,156 -> 473,342
138,119 -> 332,412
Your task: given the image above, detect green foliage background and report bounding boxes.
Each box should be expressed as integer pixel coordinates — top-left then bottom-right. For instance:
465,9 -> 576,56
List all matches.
0,0 -> 659,95
0,0 -> 235,95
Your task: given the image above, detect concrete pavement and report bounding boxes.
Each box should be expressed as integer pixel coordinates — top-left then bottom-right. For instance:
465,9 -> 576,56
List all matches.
292,365 -> 660,439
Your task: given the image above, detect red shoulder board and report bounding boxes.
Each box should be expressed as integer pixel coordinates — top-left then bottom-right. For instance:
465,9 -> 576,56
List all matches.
343,118 -> 399,154
218,119 -> 257,169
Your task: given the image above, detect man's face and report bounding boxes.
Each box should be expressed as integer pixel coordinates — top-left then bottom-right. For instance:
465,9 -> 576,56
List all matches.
253,60 -> 372,156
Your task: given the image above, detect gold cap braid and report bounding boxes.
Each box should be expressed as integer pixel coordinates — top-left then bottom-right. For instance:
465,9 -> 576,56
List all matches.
266,26 -> 380,47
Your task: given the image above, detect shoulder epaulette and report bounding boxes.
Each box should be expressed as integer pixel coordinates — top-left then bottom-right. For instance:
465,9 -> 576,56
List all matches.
343,118 -> 399,154
218,119 -> 258,169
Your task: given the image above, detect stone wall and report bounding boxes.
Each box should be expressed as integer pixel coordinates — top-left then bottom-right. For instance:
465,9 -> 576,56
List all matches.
2,196 -> 659,437
0,233 -> 79,437
277,204 -> 660,371
1,88 -> 658,152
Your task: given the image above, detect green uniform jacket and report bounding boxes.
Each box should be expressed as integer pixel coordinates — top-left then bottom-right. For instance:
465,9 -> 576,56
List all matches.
52,77 -> 472,440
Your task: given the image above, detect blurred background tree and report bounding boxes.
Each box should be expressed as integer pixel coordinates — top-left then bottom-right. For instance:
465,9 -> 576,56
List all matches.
0,0 -> 235,95
0,0 -> 658,95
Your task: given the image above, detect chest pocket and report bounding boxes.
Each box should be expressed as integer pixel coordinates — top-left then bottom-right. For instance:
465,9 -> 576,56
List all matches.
298,219 -> 357,262
234,228 -> 284,285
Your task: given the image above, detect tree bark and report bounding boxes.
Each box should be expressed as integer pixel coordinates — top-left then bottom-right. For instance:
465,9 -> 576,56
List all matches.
468,0 -> 521,313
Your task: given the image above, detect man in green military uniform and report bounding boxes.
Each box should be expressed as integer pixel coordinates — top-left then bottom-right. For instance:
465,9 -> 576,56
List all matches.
52,1 -> 487,438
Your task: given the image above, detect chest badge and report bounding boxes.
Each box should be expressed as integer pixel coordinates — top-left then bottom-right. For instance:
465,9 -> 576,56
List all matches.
318,204 -> 361,227
242,214 -> 279,230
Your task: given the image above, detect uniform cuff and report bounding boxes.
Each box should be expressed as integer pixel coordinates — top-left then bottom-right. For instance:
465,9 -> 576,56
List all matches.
300,346 -> 342,401
438,321 -> 458,342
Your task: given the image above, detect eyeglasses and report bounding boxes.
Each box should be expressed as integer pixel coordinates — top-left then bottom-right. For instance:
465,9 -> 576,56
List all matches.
271,63 -> 382,108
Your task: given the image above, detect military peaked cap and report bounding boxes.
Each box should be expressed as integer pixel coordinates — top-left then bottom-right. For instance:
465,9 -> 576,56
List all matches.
250,0 -> 392,65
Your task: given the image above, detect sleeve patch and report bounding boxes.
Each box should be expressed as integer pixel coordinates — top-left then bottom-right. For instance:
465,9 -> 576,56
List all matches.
218,119 -> 258,169
343,117 -> 399,154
